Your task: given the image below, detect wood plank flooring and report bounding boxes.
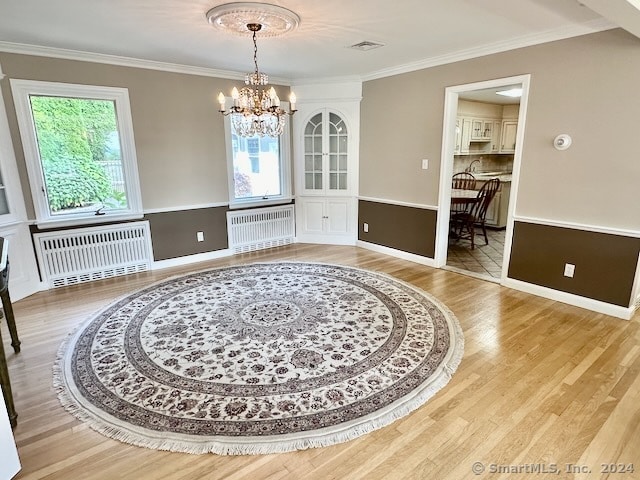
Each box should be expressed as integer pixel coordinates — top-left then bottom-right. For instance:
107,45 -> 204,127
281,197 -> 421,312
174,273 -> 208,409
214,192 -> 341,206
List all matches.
3,244 -> 639,480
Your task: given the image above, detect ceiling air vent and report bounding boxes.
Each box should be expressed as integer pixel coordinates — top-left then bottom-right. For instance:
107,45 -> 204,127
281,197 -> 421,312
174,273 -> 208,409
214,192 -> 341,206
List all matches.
348,41 -> 384,51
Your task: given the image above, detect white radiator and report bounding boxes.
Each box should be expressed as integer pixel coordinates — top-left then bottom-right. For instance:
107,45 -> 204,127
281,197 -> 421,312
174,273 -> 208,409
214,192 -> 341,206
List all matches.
227,205 -> 295,254
34,221 -> 153,288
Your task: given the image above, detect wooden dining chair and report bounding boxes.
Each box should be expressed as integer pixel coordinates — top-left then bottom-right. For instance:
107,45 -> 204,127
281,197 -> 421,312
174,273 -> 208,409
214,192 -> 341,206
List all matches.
451,172 -> 476,214
450,177 -> 500,249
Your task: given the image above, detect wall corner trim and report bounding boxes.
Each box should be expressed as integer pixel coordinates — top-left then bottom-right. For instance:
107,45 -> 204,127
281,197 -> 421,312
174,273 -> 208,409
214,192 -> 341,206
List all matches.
152,248 -> 233,270
503,277 -> 633,320
356,240 -> 436,267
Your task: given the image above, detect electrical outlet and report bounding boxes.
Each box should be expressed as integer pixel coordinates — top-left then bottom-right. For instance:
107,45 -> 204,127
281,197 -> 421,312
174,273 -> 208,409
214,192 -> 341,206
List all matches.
363,223 -> 369,233
197,231 -> 204,242
421,159 -> 429,170
564,263 -> 575,278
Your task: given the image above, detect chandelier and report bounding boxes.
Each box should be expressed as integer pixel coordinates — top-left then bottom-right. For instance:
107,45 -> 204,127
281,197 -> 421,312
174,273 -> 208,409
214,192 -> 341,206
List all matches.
216,22 -> 296,137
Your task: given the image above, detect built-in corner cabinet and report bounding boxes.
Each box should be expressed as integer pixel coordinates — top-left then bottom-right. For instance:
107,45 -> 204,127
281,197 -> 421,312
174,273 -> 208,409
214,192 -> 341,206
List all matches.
0,73 -> 40,300
292,81 -> 361,245
295,108 -> 356,243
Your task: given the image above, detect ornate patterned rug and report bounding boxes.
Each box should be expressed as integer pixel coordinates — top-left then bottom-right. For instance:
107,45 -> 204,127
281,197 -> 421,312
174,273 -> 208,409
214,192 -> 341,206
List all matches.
55,262 -> 464,455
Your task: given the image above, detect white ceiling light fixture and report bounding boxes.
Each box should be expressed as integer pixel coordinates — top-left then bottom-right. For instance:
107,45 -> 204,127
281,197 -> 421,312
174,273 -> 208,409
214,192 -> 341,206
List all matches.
496,87 -> 523,98
207,3 -> 300,137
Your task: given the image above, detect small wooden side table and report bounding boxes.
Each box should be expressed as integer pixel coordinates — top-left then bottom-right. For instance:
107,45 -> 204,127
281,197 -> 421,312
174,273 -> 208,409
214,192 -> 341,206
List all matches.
0,237 -> 20,428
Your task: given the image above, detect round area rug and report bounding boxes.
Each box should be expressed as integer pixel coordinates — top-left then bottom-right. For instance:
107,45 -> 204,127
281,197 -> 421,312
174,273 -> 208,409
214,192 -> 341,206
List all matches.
55,262 -> 464,455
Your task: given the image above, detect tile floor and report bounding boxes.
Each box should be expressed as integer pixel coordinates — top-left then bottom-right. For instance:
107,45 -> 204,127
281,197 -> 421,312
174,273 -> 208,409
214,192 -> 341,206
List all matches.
447,228 -> 505,279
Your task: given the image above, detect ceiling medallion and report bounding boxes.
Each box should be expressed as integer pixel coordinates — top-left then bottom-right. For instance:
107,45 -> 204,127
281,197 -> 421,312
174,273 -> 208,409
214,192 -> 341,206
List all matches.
206,2 -> 300,37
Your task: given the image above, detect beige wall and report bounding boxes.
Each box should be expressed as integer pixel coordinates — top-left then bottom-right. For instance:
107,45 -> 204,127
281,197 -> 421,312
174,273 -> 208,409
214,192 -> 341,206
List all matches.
0,53 -> 287,215
360,29 -> 640,231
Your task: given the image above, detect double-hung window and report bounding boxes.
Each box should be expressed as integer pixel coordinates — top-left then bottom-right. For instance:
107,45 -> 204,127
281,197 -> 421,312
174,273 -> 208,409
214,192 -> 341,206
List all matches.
10,80 -> 142,226
223,103 -> 292,208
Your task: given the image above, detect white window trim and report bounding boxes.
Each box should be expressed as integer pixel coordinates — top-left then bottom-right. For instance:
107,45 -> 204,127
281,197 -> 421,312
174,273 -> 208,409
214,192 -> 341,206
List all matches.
223,100 -> 292,209
10,79 -> 143,227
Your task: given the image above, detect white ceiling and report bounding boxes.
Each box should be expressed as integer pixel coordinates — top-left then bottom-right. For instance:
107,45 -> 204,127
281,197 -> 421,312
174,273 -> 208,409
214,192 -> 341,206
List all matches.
0,0 -> 638,83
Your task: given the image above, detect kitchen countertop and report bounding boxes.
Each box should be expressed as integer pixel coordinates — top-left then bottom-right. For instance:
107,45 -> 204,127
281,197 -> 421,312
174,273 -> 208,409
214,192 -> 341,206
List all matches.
471,171 -> 512,183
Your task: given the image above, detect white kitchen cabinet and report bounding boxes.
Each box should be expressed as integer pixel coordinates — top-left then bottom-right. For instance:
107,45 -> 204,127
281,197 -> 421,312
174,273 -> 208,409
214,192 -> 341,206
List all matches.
470,119 -> 493,141
459,118 -> 472,154
454,117 -> 462,154
475,179 -> 510,228
484,191 -> 500,227
500,120 -> 518,153
490,120 -> 502,153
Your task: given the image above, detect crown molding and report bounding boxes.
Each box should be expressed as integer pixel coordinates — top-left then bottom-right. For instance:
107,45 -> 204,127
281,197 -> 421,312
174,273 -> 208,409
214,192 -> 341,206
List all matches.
0,41 -> 292,85
0,17 -> 616,86
362,18 -> 617,82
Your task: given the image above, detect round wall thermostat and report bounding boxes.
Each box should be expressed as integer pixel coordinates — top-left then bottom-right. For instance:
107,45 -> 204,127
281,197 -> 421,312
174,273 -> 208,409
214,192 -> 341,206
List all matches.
553,134 -> 572,150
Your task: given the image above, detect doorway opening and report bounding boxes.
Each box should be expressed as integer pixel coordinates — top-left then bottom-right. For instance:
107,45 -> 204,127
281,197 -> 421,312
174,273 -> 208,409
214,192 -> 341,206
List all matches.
435,75 -> 530,284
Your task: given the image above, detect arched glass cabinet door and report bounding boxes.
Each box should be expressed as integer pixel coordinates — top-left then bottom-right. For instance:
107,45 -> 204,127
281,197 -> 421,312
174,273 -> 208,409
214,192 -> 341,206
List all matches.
303,113 -> 323,191
328,112 -> 348,191
302,110 -> 348,194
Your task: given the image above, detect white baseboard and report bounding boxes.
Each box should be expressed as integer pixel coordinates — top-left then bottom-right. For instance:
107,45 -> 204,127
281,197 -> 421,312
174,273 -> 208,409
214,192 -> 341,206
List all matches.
152,249 -> 233,270
356,240 -> 436,267
297,235 -> 356,246
10,280 -> 47,302
503,277 -> 634,320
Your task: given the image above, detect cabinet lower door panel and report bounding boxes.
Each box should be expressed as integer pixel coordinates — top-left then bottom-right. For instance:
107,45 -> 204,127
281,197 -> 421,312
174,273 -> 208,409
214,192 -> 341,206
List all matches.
302,200 -> 325,233
326,200 -> 349,234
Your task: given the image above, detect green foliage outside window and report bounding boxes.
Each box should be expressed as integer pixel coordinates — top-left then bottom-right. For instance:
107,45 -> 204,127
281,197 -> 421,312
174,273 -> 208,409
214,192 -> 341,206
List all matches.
30,96 -> 125,212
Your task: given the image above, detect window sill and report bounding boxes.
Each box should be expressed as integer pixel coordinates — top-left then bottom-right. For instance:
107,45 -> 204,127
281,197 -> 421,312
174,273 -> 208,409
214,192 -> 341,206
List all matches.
34,212 -> 144,230
228,197 -> 293,210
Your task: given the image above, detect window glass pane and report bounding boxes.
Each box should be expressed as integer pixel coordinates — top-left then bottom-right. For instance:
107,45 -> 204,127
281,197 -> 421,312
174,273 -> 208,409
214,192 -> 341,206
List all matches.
329,155 -> 337,171
329,135 -> 338,153
0,189 -> 8,215
339,136 -> 347,153
29,95 -> 128,216
314,156 -> 322,171
305,114 -> 322,135
231,132 -> 281,199
329,173 -> 337,190
314,173 -> 322,189
0,170 -> 6,216
305,173 -> 314,190
329,113 -> 347,136
339,173 -> 347,190
313,136 -> 322,153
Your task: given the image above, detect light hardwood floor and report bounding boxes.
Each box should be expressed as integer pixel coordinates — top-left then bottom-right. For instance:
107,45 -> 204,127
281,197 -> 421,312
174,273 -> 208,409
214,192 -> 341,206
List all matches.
3,244 -> 640,480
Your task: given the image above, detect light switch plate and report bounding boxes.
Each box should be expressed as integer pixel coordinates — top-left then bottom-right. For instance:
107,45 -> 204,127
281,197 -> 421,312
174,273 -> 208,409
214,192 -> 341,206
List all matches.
421,159 -> 429,170
197,231 -> 204,242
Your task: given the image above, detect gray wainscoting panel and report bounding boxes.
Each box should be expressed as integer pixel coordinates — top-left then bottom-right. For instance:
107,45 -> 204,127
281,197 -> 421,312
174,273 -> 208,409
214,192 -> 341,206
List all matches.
358,200 -> 437,258
145,207 -> 229,261
508,221 -> 640,307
